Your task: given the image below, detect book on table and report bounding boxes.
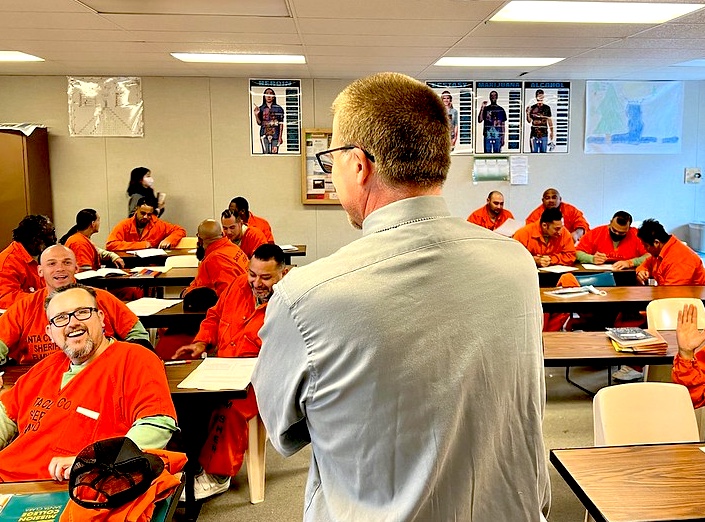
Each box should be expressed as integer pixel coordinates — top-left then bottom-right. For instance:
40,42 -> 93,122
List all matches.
606,327 -> 668,353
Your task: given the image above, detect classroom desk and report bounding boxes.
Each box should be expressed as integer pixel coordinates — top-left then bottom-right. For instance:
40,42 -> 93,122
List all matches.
538,266 -> 637,287
283,245 -> 306,265
82,267 -> 197,291
137,301 -> 206,330
550,442 -> 705,522
541,285 -> 705,314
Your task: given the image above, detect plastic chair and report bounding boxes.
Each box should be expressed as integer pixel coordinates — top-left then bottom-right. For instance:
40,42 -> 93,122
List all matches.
593,382 -> 699,446
174,237 -> 197,249
644,298 -> 705,382
164,255 -> 199,268
245,414 -> 267,503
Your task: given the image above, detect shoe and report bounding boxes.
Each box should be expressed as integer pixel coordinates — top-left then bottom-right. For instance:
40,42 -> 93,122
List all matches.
612,365 -> 644,381
180,471 -> 230,501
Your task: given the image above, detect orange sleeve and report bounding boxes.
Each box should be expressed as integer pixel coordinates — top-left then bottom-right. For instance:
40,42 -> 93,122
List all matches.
525,205 -> 542,224
124,347 -> 177,422
467,209 -> 484,227
512,226 -> 531,249
566,205 -> 589,232
96,289 -> 138,339
672,351 -> 705,408
241,227 -> 267,258
576,228 -> 597,255
636,255 -> 655,276
0,296 -> 30,354
106,221 -> 149,251
66,235 -> 99,270
160,221 -> 187,248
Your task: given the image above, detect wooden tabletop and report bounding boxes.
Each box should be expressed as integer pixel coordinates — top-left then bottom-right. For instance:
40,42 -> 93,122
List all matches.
136,301 -> 206,329
82,267 -> 197,290
551,442 -> 705,522
541,285 -> 705,313
543,330 -> 678,367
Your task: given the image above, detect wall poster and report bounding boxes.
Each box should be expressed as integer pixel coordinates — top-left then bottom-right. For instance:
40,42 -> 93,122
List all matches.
249,79 -> 301,155
426,81 -> 473,154
584,80 -> 683,154
67,77 -> 143,137
474,82 -> 523,155
523,82 -> 571,154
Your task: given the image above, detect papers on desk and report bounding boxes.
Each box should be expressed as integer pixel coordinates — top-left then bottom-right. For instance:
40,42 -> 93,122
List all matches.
493,218 -> 523,237
280,245 -> 298,252
126,298 -> 180,316
126,248 -> 167,258
538,265 -> 579,273
177,357 -> 258,391
544,285 -> 607,298
75,268 -> 126,280
581,263 -> 615,271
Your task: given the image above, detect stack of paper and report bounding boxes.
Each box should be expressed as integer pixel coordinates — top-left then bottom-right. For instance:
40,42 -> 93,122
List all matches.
177,357 -> 258,391
75,268 -> 127,279
126,248 -> 168,258
606,327 -> 668,354
126,298 -> 180,316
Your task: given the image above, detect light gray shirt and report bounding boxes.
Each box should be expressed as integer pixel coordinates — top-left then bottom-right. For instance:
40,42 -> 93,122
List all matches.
253,195 -> 550,521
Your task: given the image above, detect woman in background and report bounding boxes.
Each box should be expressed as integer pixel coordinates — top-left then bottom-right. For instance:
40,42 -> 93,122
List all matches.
127,166 -> 164,217
61,209 -> 124,270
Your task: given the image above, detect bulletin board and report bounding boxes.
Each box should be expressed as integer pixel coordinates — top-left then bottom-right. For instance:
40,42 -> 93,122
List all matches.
301,129 -> 340,205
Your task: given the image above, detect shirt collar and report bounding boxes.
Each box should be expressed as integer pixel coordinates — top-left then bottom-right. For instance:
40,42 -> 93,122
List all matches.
361,196 -> 451,236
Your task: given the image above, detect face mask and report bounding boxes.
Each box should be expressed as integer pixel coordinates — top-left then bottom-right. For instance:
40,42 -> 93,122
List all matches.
609,230 -> 626,242
143,176 -> 154,188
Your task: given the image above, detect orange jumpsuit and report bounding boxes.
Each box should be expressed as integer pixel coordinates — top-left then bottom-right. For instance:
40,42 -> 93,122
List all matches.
467,206 -> 514,231
513,221 -> 576,266
636,235 -> 705,286
673,352 -> 705,408
193,275 -> 265,476
238,226 -> 267,258
249,213 -> 274,243
0,242 -> 44,309
0,342 -> 176,481
526,202 -> 590,234
105,216 -> 186,251
576,225 -> 646,264
182,237 -> 248,297
64,232 -> 101,269
0,287 -> 139,364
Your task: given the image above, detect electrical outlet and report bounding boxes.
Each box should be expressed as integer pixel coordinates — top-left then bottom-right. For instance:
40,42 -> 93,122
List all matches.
685,167 -> 702,184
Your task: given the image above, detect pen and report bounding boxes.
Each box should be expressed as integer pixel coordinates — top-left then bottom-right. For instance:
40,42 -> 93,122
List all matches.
164,360 -> 191,366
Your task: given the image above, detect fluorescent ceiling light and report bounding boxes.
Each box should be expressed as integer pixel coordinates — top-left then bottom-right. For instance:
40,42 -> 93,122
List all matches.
673,59 -> 705,67
171,53 -> 305,64
0,51 -> 44,62
491,1 -> 704,23
435,57 -> 564,67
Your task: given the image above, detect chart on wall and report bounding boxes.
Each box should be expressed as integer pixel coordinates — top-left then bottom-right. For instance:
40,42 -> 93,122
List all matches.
523,82 -> 571,154
249,79 -> 301,155
426,81 -> 473,154
474,82 -> 523,155
585,80 -> 683,154
67,77 -> 143,137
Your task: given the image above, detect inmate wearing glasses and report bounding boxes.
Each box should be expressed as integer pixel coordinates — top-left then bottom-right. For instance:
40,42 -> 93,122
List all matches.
49,306 -> 98,328
0,284 -> 177,483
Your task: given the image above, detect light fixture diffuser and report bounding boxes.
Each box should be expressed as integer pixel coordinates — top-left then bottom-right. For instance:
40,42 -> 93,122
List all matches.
435,57 -> 564,67
490,1 -> 703,23
673,59 -> 705,67
171,53 -> 305,64
0,51 -> 44,62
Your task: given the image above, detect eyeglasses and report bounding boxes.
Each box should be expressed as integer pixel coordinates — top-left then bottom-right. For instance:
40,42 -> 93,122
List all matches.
49,307 -> 98,328
315,146 -> 375,174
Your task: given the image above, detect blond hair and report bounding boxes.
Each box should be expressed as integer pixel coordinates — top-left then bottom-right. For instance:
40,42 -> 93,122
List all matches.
332,72 -> 450,188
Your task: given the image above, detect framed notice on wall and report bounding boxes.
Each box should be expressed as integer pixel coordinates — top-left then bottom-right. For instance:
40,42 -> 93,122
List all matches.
301,129 -> 339,205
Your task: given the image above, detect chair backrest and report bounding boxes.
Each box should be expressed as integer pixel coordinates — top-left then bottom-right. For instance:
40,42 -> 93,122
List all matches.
575,272 -> 616,287
593,382 -> 699,446
174,236 -> 197,249
164,255 -> 199,268
646,298 -> 705,331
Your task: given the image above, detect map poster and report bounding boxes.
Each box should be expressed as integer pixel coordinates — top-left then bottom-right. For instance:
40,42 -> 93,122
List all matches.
249,79 -> 301,155
475,82 -> 523,155
585,81 -> 683,154
523,82 -> 571,154
426,81 -> 473,155
67,77 -> 143,137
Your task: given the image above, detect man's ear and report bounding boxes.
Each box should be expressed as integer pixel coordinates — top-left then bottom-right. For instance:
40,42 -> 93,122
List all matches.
45,323 -> 53,340
354,149 -> 374,186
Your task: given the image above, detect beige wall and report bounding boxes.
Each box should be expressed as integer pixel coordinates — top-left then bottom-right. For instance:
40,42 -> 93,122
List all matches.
0,76 -> 704,262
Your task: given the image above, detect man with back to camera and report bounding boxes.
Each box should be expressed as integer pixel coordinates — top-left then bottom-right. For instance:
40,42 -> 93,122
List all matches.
467,190 -> 515,231
252,72 -> 550,521
220,209 -> 267,258
229,197 -> 275,243
0,215 -> 56,309
0,245 -> 151,364
526,188 -> 590,243
181,219 -> 248,298
0,284 -> 177,482
576,211 -> 648,270
105,197 -> 186,251
173,244 -> 288,500
514,207 -> 577,267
